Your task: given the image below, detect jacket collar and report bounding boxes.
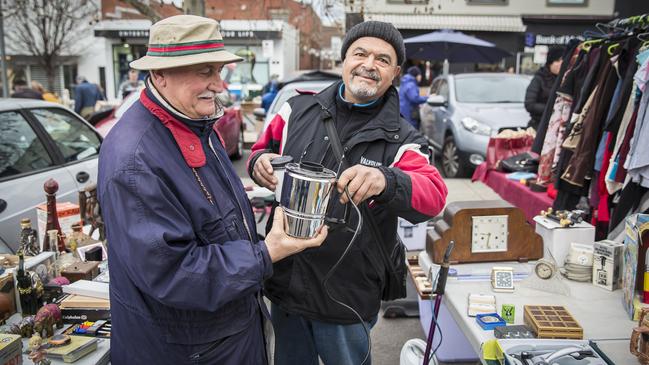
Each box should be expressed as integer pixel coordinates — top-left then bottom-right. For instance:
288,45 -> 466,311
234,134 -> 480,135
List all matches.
315,80 -> 401,131
139,89 -> 207,168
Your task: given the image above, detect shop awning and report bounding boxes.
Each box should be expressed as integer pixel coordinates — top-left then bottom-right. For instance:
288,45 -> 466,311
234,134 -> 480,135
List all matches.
364,13 -> 526,33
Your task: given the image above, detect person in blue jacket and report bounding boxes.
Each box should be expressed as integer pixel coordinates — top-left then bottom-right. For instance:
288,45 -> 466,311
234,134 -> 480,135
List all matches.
399,65 -> 428,129
97,15 -> 327,365
74,76 -> 104,119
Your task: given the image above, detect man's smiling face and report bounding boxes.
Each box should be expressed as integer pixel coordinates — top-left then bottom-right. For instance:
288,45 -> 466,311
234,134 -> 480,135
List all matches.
342,37 -> 401,104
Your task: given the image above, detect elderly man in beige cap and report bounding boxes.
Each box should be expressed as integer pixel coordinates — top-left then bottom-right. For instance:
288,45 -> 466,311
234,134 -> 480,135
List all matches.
98,15 -> 327,364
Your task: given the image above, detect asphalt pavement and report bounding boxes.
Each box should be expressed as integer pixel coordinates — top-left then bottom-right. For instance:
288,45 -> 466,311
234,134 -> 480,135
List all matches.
233,148 -> 495,365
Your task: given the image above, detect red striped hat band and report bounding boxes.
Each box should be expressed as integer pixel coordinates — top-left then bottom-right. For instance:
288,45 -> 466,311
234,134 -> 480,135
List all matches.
147,40 -> 225,57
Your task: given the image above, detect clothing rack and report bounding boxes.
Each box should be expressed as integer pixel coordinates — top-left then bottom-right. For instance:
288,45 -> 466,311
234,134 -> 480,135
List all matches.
608,14 -> 649,29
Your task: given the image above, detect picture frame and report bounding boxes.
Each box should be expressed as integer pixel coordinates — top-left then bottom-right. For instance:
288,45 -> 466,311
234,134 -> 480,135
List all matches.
77,242 -> 108,262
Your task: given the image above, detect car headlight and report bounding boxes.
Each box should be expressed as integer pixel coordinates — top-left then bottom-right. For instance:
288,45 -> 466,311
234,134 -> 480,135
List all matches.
461,117 -> 492,136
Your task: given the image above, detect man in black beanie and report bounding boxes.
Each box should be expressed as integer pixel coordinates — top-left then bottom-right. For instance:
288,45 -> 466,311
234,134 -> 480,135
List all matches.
248,20 -> 447,365
525,46 -> 564,129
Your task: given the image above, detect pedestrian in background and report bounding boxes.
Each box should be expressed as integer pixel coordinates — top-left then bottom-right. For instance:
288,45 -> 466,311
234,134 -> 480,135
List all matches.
118,69 -> 144,99
74,76 -> 104,119
525,46 -> 564,130
399,65 -> 428,129
31,81 -> 60,103
98,15 -> 327,364
10,79 -> 43,100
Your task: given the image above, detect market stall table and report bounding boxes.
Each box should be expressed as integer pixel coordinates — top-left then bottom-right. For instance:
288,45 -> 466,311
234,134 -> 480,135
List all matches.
472,163 -> 553,225
418,261 -> 636,364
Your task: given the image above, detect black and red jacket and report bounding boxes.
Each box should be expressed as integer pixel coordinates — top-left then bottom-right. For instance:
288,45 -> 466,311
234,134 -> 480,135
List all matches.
248,81 -> 447,323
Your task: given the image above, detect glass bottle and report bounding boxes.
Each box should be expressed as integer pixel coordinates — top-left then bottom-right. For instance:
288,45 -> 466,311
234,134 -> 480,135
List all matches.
16,252 -> 37,316
19,218 -> 39,256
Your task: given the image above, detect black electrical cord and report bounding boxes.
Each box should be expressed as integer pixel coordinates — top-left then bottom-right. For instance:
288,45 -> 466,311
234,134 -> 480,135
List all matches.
321,185 -> 371,365
428,270 -> 443,363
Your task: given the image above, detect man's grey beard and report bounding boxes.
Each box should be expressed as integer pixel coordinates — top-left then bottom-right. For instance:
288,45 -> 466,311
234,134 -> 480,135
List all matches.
348,77 -> 380,99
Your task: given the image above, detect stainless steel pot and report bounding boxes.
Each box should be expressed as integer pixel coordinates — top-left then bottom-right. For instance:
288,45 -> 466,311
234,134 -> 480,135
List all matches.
280,161 -> 336,238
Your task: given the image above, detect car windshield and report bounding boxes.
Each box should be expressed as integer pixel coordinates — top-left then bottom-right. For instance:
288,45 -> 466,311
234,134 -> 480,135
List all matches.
270,82 -> 331,116
455,75 -> 529,103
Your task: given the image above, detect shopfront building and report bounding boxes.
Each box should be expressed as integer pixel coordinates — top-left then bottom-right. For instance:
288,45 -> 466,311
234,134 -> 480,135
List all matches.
87,19 -> 297,101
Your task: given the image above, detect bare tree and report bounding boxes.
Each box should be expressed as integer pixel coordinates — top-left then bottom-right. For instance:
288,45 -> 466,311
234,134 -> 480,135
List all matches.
122,0 -> 162,22
3,0 -> 99,91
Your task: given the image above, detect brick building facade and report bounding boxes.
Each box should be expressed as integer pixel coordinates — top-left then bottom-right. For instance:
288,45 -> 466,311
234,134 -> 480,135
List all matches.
101,0 -> 338,70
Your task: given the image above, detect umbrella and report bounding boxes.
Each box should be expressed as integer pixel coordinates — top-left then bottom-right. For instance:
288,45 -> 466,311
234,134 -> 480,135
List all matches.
404,29 -> 512,67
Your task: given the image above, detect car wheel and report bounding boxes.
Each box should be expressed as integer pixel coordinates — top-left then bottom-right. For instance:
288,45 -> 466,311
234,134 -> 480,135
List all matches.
231,126 -> 244,160
441,135 -> 467,178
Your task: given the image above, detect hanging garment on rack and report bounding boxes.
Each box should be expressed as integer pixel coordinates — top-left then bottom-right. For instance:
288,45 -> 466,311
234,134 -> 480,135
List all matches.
606,96 -> 636,194
535,49 -> 586,185
553,47 -> 605,210
608,181 -> 649,237
532,40 -> 582,154
624,77 -> 649,188
562,47 -> 619,188
538,95 -> 572,185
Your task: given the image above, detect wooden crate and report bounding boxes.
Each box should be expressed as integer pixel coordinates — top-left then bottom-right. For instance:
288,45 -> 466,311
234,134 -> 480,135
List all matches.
523,305 -> 583,339
406,256 -> 433,299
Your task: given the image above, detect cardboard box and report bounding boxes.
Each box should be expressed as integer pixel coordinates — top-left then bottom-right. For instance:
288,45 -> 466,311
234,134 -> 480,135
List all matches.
36,202 -> 81,249
622,214 -> 649,319
397,218 -> 427,251
533,216 -> 595,267
592,240 -> 623,290
0,333 -> 22,365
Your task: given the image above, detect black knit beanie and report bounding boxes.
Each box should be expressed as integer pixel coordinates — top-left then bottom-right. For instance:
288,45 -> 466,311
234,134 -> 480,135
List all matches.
341,21 -> 405,66
546,46 -> 565,66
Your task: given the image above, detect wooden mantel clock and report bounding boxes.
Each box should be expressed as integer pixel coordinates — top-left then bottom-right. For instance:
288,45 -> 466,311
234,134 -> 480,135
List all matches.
426,200 -> 542,264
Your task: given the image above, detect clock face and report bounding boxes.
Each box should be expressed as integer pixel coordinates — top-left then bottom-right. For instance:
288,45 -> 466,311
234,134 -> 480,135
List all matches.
471,215 -> 508,253
495,271 -> 513,289
535,261 -> 555,280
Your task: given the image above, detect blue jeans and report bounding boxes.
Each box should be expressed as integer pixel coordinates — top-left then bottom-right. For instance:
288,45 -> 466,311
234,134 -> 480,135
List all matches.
271,303 -> 378,365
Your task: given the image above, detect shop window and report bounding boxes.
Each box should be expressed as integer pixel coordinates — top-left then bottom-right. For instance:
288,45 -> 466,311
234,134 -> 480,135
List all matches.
0,111 -> 53,179
113,43 -> 147,98
29,108 -> 101,163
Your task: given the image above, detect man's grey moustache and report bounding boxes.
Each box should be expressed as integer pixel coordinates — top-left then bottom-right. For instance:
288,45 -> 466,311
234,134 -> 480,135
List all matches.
352,71 -> 380,81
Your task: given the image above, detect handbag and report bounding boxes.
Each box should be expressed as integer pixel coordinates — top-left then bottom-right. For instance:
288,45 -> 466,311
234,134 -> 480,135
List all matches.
323,113 -> 407,301
486,134 -> 534,171
500,152 -> 539,173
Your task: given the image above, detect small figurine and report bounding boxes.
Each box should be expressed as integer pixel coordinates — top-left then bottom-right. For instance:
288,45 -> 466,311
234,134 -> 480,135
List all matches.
33,303 -> 63,338
19,218 -> 40,256
28,333 -> 51,365
8,315 -> 34,338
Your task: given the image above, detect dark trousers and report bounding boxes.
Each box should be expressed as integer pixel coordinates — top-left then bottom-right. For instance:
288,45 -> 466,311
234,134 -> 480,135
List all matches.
271,303 -> 377,365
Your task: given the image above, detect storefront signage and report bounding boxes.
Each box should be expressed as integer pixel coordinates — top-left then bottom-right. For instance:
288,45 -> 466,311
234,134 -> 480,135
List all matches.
95,29 -> 149,39
525,32 -> 584,46
95,29 -> 281,40
220,30 -> 281,40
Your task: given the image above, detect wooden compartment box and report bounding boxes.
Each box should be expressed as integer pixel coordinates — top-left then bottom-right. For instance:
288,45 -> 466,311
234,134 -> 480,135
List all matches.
61,262 -> 100,283
523,305 -> 583,339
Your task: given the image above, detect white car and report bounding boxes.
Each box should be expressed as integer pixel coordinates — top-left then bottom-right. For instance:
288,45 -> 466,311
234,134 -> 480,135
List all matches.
0,99 -> 102,253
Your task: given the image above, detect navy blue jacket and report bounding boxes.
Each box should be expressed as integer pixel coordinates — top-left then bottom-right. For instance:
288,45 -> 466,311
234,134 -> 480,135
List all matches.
98,88 -> 272,364
399,74 -> 428,128
74,81 -> 104,113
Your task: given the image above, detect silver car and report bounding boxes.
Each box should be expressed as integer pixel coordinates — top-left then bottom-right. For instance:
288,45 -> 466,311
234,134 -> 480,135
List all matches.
419,73 -> 531,178
258,79 -> 337,132
0,99 -> 102,253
